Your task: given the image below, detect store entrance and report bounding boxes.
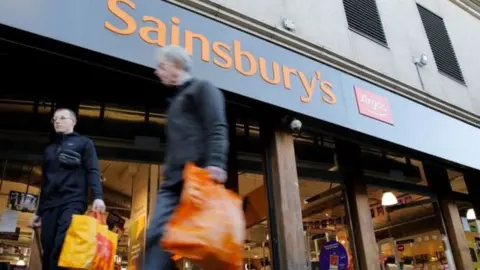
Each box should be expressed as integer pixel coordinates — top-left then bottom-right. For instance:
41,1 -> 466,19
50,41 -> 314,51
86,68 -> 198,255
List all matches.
0,155 -> 162,269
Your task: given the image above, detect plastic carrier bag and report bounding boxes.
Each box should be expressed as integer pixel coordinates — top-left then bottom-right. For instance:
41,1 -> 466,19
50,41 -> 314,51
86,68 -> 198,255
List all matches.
161,162 -> 246,270
58,210 -> 118,270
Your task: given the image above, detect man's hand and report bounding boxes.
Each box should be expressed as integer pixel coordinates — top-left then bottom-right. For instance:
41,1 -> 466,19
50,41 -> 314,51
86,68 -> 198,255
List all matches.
30,215 -> 42,228
93,199 -> 106,212
206,166 -> 227,184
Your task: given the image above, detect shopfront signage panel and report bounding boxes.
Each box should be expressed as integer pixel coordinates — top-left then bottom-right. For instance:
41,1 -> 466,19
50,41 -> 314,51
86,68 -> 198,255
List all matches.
1,0 -> 479,170
354,86 -> 394,125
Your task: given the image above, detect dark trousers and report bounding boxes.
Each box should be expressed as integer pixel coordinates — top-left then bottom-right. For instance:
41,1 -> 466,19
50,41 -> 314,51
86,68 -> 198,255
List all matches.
41,202 -> 87,270
144,180 -> 183,270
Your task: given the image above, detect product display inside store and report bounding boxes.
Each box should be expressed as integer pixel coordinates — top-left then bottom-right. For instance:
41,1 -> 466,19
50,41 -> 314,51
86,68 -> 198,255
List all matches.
0,158 -> 162,269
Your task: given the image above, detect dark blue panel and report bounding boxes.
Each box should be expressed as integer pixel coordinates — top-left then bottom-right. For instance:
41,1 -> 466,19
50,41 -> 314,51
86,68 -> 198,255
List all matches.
1,0 -> 479,170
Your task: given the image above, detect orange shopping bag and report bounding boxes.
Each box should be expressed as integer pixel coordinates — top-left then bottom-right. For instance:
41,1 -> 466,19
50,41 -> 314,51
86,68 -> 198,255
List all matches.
58,210 -> 118,270
160,162 -> 246,270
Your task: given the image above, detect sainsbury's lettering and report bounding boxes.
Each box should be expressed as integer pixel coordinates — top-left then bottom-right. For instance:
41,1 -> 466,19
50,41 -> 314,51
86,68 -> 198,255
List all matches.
104,0 -> 337,105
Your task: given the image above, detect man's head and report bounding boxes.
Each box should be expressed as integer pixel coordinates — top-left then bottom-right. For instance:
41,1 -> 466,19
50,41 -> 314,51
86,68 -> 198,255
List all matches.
154,46 -> 193,86
52,108 -> 77,134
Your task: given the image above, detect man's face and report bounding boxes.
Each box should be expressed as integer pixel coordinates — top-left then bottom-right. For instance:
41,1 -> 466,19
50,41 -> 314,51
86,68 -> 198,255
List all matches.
154,60 -> 180,86
52,109 -> 76,134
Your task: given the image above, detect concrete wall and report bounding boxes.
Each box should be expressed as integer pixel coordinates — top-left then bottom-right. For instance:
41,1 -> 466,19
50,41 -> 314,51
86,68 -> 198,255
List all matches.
206,0 -> 480,116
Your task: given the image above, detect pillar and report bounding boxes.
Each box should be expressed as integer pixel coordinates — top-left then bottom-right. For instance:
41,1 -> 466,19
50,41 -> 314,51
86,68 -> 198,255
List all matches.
259,120 -> 307,270
423,161 -> 473,270
335,139 -> 379,270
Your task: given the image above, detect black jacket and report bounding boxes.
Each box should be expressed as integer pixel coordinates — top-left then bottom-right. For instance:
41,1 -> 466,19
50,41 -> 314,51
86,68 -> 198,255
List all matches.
163,78 -> 229,185
36,132 -> 103,216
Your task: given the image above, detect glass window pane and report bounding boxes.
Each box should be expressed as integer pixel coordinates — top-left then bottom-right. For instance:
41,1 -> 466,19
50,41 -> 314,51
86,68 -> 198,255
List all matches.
369,186 -> 455,269
295,136 -> 358,270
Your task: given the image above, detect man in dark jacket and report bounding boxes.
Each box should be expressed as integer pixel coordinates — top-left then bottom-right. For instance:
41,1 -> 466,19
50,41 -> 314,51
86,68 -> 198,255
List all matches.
144,45 -> 229,270
30,108 -> 105,270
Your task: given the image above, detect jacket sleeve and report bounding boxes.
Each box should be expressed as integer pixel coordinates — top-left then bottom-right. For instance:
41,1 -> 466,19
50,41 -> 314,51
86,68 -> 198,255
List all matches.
83,138 -> 104,200
194,80 -> 229,170
35,152 -> 47,217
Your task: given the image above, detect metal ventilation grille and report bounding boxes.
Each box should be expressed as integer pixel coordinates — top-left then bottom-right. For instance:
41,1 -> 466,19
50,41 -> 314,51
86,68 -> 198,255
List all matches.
343,0 -> 388,45
417,5 -> 465,83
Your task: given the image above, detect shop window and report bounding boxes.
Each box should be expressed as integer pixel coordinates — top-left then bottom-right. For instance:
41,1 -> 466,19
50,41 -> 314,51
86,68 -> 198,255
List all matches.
0,99 -> 39,132
85,159 -> 163,268
38,100 -> 54,115
238,121 -> 273,269
104,104 -> 146,123
360,147 -> 428,186
368,186 -> 455,269
0,99 -> 34,113
293,136 -> 357,269
78,102 -> 101,119
91,103 -> 148,139
240,172 -> 272,270
0,158 -> 41,266
0,149 -> 163,268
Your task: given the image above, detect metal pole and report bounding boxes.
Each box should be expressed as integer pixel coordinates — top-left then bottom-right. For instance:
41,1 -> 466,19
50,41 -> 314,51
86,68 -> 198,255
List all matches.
415,64 -> 426,91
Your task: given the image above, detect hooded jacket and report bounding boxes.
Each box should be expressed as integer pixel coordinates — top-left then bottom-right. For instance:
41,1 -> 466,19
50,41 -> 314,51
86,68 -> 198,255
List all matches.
36,132 -> 103,216
162,77 -> 229,186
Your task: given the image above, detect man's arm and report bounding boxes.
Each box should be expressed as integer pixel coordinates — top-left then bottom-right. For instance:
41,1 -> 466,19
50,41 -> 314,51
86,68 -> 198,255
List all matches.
83,138 -> 103,200
194,80 -> 229,170
35,152 -> 48,217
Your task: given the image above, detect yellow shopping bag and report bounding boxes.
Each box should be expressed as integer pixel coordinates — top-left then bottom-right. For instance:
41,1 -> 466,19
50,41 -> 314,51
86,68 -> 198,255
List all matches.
58,211 -> 118,270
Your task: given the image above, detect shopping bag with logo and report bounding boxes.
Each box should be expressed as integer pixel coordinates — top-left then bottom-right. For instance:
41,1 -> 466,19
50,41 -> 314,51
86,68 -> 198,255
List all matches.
58,210 -> 118,270
160,162 -> 246,270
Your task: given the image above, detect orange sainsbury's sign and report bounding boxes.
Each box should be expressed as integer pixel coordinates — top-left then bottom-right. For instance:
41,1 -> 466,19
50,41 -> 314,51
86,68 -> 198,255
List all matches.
104,0 -> 337,105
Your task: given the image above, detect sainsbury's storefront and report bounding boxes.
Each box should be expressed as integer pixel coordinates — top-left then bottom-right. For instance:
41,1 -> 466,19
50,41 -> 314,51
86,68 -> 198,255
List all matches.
1,0 -> 480,269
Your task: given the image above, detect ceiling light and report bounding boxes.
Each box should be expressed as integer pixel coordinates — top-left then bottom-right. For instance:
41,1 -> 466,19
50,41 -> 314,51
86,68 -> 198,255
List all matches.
467,208 -> 476,220
381,192 -> 398,206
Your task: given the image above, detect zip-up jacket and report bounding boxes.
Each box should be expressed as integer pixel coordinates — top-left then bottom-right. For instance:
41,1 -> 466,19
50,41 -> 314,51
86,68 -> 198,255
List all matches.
163,78 -> 229,186
36,132 -> 103,216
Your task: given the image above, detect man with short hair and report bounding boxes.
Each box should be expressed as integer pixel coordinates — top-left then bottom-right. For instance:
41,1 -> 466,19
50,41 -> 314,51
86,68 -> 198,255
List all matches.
30,108 -> 106,270
144,45 -> 229,269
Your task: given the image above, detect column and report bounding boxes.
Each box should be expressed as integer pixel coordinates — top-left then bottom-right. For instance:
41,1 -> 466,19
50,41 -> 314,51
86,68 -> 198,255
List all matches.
335,139 -> 379,270
423,161 -> 473,270
259,120 -> 306,270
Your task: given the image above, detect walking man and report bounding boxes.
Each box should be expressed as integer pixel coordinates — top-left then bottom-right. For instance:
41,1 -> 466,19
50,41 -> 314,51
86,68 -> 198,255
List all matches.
144,45 -> 229,269
30,108 -> 106,270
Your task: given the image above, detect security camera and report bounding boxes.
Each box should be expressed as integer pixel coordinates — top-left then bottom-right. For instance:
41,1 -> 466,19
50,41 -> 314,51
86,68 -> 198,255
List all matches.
283,18 -> 296,31
290,118 -> 302,132
413,53 -> 428,67
281,115 -> 302,132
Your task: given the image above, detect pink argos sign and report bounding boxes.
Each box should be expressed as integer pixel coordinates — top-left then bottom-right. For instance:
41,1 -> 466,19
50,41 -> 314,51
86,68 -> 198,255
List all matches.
354,86 -> 394,125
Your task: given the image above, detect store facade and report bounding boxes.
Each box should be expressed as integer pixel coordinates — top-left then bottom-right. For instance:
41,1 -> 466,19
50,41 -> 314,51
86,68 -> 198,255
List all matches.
1,0 -> 480,269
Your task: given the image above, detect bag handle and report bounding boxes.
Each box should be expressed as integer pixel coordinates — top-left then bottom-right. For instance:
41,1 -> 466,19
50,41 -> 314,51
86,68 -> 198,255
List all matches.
87,210 -> 107,225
